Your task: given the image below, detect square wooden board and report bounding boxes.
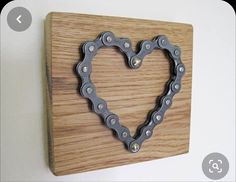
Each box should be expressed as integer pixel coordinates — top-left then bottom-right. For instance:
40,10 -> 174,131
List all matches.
45,12 -> 193,176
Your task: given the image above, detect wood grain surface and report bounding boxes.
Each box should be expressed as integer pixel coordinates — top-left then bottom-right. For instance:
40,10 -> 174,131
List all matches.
45,12 -> 193,176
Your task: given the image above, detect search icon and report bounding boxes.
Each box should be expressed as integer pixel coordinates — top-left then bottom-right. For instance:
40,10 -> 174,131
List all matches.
212,163 -> 219,170
202,152 -> 229,180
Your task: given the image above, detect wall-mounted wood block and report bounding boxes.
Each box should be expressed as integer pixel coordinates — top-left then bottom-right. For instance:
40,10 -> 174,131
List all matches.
45,12 -> 193,176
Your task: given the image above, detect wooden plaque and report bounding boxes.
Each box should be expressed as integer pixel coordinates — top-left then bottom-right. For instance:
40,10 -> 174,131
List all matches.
45,12 -> 193,176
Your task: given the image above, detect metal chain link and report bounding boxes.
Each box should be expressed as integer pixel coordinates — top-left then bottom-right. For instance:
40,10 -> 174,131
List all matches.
76,31 -> 185,153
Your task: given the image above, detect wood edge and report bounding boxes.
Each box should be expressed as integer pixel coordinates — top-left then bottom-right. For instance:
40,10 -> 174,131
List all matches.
45,12 -> 58,176
55,150 -> 190,176
187,26 -> 193,153
47,11 -> 194,28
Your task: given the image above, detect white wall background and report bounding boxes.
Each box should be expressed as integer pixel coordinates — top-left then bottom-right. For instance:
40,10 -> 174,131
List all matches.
1,0 -> 235,181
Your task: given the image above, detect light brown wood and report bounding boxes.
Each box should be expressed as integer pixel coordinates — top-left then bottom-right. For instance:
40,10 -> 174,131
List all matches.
45,12 -> 193,176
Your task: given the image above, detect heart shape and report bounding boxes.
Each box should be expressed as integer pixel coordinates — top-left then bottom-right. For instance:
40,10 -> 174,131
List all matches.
76,31 -> 185,153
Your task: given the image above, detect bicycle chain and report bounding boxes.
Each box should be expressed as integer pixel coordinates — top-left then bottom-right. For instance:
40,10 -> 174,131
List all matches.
76,31 -> 185,153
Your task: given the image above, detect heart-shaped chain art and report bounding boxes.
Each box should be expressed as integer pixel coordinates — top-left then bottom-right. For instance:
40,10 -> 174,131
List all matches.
76,31 -> 185,153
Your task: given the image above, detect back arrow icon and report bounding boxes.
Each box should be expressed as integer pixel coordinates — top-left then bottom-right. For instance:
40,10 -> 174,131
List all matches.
16,15 -> 22,23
